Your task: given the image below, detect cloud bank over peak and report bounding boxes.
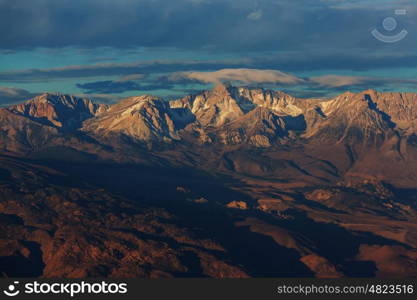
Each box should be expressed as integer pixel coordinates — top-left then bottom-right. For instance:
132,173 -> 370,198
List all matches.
170,69 -> 305,85
2,68 -> 417,105
69,69 -> 417,97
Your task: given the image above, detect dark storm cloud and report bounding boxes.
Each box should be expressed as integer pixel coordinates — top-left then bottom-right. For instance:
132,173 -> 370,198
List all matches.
0,0 -> 258,50
1,0 -> 416,53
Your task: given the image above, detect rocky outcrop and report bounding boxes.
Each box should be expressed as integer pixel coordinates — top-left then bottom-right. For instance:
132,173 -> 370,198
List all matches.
83,95 -> 180,142
7,93 -> 107,130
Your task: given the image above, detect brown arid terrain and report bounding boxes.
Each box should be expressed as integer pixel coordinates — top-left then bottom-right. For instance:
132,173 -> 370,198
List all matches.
1,84 -> 417,278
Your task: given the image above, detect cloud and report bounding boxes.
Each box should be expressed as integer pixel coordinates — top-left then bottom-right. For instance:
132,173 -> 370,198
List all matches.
0,0 -> 415,54
4,49 -> 417,86
76,81 -> 142,94
4,69 -> 417,106
75,71 -> 417,98
0,87 -> 38,106
78,74 -> 148,93
169,69 -> 305,85
0,0 -> 260,50
309,75 -> 372,87
322,0 -> 417,11
76,78 -> 177,94
115,74 -> 145,82
309,74 -> 417,89
0,58 -> 251,83
247,9 -> 263,21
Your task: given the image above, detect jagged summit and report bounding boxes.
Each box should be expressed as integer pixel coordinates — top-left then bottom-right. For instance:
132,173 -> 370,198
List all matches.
83,94 -> 179,142
7,93 -> 107,129
1,86 -> 416,149
212,82 -> 233,94
115,95 -> 161,106
30,92 -> 79,103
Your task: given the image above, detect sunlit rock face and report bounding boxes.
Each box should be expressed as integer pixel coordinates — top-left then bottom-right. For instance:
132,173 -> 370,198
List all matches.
1,85 -> 417,278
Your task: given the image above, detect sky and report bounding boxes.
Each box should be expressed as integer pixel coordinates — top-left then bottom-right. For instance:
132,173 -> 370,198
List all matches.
1,0 -> 417,105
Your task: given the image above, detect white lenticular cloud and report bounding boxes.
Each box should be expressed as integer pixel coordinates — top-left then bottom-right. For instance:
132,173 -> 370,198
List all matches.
174,68 -> 305,85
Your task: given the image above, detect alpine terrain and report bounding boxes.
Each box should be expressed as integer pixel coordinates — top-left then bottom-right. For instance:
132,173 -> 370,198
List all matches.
1,85 -> 417,278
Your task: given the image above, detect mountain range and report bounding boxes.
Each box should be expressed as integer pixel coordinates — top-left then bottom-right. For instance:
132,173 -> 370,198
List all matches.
1,85 -> 417,278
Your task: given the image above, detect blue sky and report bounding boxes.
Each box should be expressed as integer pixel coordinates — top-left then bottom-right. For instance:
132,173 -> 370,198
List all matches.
1,0 -> 417,105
